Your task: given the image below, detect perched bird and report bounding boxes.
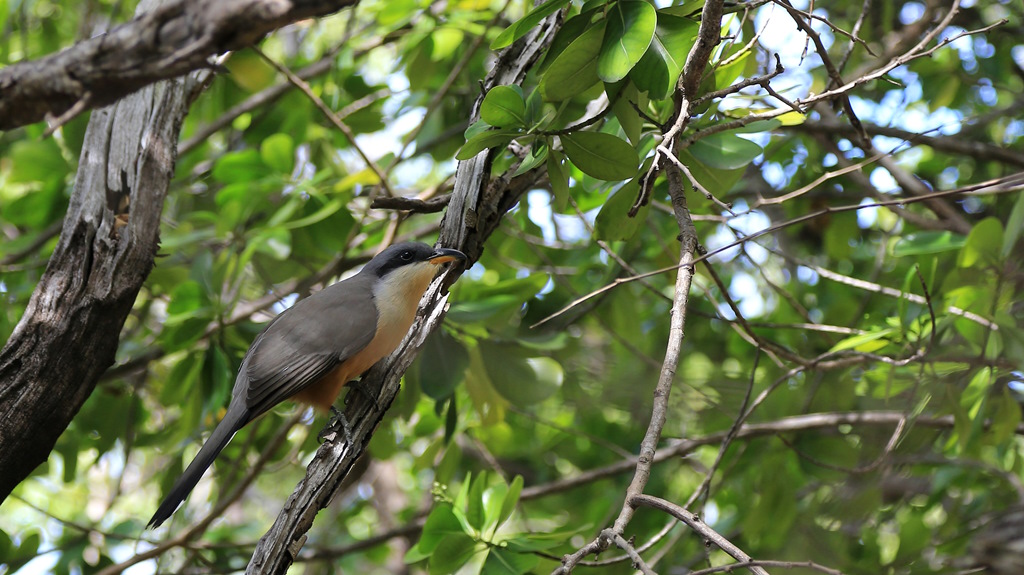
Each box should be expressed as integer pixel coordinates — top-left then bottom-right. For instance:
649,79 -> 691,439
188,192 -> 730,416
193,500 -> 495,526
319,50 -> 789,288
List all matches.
148,242 -> 466,528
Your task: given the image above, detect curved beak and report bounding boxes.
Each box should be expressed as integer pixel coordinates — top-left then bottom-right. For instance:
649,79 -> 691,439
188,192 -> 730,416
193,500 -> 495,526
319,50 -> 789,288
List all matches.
428,247 -> 467,265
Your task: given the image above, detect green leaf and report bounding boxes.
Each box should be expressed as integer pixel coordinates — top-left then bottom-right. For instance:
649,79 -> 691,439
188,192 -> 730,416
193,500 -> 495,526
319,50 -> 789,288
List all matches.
491,0 -> 570,49
1003,192 -> 1024,257
513,140 -> 549,177
480,343 -> 563,407
411,329 -> 469,400
456,129 -> 519,160
466,471 -> 488,530
729,118 -> 782,133
713,46 -> 752,90
828,328 -> 895,353
481,86 -> 527,128
594,179 -> 648,241
1,180 -> 62,227
427,534 -> 479,575
416,504 -> 467,554
688,132 -> 763,170
213,149 -> 271,183
546,149 -> 571,212
429,27 -> 464,61
677,148 -> 744,194
0,529 -> 11,562
630,12 -> 698,99
166,281 -> 209,322
444,395 -> 458,443
481,546 -> 540,575
958,217 -> 1004,268
7,139 -> 69,183
598,1 -> 657,83
281,196 -> 344,230
612,83 -> 643,145
260,133 -> 295,174
537,10 -> 598,74
482,480 -> 509,535
892,231 -> 967,257
561,131 -> 638,181
991,387 -> 1022,444
540,22 -> 605,102
497,475 -> 524,529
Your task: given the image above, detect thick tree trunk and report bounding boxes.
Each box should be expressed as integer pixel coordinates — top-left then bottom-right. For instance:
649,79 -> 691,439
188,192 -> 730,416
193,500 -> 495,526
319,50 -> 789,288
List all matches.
0,62 -> 202,501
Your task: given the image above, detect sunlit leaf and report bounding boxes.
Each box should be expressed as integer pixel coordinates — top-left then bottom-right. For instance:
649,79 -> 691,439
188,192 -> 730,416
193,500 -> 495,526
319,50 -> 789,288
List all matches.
561,131 -> 638,180
958,217 -> 1003,268
598,1 -> 656,83
892,231 -> 967,256
540,22 -> 604,101
630,11 -> 698,98
481,85 -> 527,128
260,133 -> 294,174
828,328 -> 896,353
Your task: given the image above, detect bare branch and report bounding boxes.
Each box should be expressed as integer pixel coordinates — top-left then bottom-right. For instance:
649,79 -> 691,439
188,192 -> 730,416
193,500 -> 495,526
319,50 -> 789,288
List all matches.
533,173 -> 1024,328
632,494 -> 771,575
0,0 -> 361,130
370,194 -> 452,214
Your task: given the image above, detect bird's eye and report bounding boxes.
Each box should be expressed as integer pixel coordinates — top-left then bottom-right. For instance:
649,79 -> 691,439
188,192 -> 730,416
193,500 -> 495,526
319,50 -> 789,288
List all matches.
400,250 -> 413,261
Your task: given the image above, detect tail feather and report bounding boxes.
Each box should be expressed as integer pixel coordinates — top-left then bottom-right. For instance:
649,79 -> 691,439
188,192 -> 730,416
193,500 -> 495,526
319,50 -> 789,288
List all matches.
147,407 -> 248,529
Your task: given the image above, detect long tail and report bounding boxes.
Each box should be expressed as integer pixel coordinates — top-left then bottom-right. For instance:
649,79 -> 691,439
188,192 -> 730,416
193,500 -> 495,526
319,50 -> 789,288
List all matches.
147,406 -> 249,529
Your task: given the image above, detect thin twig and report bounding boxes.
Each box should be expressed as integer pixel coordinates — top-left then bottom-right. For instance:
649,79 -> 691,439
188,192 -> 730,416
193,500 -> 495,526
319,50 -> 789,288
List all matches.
532,174 -> 1024,328
253,47 -> 396,198
632,495 -> 771,575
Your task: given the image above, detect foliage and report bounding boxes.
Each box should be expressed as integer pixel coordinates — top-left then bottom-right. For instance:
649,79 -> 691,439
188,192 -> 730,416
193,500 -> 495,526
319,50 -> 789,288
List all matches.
1,0 -> 1023,573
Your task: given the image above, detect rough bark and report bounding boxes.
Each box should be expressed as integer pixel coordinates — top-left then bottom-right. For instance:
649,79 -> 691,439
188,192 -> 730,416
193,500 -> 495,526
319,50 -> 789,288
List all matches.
0,3 -> 208,500
245,13 -> 563,574
0,0 -> 358,130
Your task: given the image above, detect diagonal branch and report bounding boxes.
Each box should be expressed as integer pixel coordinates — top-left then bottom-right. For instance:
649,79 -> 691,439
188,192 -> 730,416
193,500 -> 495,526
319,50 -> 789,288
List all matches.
245,11 -> 561,573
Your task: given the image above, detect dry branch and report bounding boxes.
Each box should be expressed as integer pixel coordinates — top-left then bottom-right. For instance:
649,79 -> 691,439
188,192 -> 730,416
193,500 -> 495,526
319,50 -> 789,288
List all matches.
0,0 -> 359,130
0,33 -> 210,510
245,12 -> 561,573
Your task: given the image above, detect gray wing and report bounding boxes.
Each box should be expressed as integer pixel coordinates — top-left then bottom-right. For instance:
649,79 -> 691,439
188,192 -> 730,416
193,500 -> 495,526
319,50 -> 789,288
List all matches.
238,274 -> 379,417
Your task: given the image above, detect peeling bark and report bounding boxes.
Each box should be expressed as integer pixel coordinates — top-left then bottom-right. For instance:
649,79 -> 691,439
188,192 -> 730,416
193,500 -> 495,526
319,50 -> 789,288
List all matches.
0,11 -> 209,500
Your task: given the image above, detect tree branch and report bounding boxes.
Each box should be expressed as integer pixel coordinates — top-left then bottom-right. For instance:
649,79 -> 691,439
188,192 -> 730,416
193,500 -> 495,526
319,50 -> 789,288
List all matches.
0,0 -> 210,501
0,0 -> 359,130
632,495 -> 770,575
244,11 -> 561,573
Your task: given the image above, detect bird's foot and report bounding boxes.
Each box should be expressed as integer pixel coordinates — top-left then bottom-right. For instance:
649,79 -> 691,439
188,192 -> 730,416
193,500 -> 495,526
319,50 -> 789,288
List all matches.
319,406 -> 354,444
346,379 -> 382,414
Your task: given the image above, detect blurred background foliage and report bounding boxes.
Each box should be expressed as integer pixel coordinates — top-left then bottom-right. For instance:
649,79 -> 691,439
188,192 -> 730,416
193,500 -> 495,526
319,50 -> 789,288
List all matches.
1,0 -> 1023,573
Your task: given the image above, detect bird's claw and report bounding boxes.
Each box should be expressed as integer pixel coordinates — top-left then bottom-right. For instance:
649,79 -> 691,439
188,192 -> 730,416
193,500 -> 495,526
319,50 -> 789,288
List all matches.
318,406 -> 354,445
346,379 -> 382,414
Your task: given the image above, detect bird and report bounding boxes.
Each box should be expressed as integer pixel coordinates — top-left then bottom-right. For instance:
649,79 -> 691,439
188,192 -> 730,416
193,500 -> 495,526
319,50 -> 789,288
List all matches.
147,242 -> 466,528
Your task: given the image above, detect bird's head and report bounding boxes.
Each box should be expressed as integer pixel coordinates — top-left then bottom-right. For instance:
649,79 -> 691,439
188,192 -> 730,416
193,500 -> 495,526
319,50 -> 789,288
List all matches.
364,242 -> 467,315
365,242 -> 467,278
